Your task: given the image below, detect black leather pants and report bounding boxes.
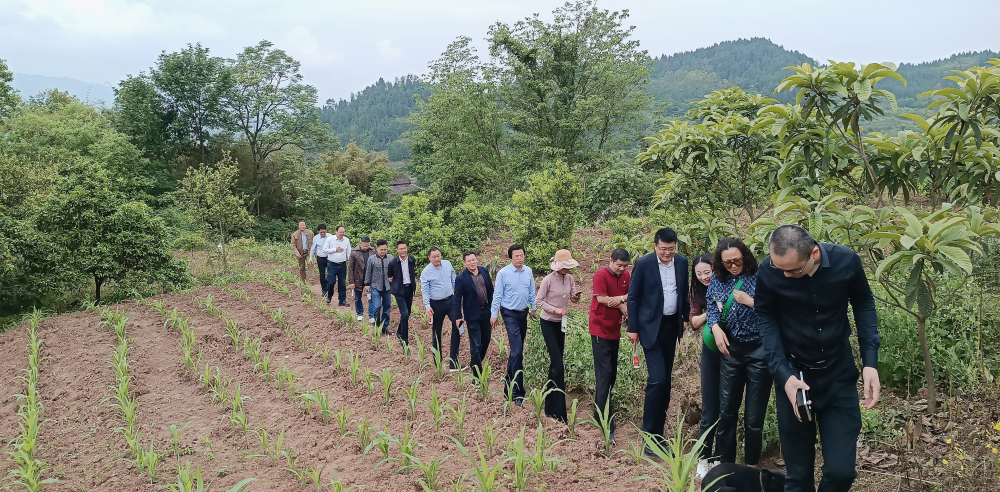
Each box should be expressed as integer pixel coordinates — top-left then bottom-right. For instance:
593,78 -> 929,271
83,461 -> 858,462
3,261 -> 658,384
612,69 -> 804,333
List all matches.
716,337 -> 772,465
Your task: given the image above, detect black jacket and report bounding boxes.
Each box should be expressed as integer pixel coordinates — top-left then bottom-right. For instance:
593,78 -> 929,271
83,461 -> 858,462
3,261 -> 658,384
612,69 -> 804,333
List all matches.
627,253 -> 689,349
387,255 -> 416,296
450,266 -> 495,321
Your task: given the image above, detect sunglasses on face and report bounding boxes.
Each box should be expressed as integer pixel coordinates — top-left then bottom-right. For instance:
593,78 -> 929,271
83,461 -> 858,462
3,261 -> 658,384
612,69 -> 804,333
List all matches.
722,257 -> 744,268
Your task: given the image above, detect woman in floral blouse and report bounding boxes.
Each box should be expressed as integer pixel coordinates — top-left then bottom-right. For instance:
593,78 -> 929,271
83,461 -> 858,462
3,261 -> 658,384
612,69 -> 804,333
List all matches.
705,237 -> 771,466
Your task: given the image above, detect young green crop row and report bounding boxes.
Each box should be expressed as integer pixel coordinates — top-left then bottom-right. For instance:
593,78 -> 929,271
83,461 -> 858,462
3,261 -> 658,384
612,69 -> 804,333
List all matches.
5,310 -> 59,491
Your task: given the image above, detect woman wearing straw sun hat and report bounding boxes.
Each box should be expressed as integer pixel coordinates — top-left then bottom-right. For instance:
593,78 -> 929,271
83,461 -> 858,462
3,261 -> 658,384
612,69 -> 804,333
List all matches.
535,249 -> 582,423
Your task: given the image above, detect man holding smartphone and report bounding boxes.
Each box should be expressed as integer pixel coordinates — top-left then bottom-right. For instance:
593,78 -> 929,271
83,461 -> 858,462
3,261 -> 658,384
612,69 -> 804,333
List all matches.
756,225 -> 881,492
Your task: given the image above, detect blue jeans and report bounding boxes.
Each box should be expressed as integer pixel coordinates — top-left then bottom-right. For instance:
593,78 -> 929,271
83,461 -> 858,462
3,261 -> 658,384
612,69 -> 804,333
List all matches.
370,289 -> 392,332
326,262 -> 347,303
501,306 -> 529,401
355,290 -> 365,316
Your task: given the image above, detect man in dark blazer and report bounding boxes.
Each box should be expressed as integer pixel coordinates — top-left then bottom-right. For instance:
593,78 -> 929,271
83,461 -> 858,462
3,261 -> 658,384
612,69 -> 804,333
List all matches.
627,227 -> 690,454
451,251 -> 495,376
387,240 -> 417,345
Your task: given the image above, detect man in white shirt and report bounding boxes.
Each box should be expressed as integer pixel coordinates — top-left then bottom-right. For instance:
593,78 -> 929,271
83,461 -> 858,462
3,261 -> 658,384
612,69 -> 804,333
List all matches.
322,225 -> 351,306
310,224 -> 330,297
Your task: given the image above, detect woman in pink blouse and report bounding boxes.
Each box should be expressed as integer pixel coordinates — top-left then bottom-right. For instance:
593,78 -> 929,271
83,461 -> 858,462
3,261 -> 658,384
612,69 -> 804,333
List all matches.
536,249 -> 582,423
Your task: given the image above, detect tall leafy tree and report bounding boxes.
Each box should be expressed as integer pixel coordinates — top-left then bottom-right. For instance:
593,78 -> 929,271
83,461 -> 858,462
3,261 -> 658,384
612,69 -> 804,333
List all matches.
223,40 -> 332,213
175,152 -> 253,268
488,0 -> 653,175
322,141 -> 394,201
37,162 -> 185,302
0,57 -> 19,120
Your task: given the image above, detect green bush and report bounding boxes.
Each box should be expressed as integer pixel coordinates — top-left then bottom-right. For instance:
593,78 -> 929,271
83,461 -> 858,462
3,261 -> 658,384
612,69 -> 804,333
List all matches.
506,162 -> 582,272
445,193 -> 505,254
384,194 -> 453,268
584,161 -> 656,221
341,194 -> 393,239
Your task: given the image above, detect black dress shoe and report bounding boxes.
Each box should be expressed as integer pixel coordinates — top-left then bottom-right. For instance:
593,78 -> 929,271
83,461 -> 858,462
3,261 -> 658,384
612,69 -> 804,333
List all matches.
338,302 -> 349,307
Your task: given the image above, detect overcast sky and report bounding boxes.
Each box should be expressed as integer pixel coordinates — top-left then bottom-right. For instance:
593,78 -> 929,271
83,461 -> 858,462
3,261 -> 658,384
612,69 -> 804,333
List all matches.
2,0 -> 998,104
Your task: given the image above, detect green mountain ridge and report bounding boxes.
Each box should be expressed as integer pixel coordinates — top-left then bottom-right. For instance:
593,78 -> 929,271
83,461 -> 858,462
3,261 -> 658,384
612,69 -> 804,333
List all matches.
324,38 -> 998,161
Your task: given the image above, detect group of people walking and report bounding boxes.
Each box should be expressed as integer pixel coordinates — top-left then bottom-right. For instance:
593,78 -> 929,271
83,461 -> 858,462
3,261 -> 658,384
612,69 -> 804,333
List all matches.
292,221 -> 883,492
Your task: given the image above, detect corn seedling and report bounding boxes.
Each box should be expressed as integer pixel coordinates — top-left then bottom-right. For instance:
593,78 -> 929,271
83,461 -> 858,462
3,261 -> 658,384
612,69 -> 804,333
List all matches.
449,438 -> 506,492
635,410 -> 718,492
472,361 -> 493,403
404,452 -> 449,492
168,422 -> 191,457
502,371 -> 522,418
363,369 -> 375,397
254,352 -> 273,380
348,354 -> 361,388
530,424 -> 564,473
333,407 -> 352,438
378,367 -> 395,409
413,334 -> 426,368
502,427 -> 531,492
135,440 -> 162,482
616,431 -> 646,466
303,463 -> 326,491
166,464 -> 255,492
391,423 -> 422,472
404,379 -> 420,420
430,346 -> 445,381
225,319 -> 240,352
422,385 -> 448,431
481,421 -> 502,458
368,427 -> 393,461
356,414 -> 374,454
586,398 -> 616,456
445,395 -> 469,445
320,345 -> 331,364
567,398 -> 580,438
526,386 -> 561,426
298,389 -> 331,425
333,349 -> 343,375
454,366 -> 468,392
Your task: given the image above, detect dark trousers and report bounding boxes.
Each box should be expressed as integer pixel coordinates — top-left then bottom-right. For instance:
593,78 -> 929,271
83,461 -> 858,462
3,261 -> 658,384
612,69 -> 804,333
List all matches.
394,284 -> 414,344
501,306 -> 529,401
370,289 -> 392,332
316,256 -> 328,293
592,335 -> 620,432
430,297 -> 458,366
465,313 -> 491,375
717,338 -> 772,465
326,262 -> 347,303
641,314 -> 679,441
699,341 -> 721,460
539,319 -> 567,422
777,354 -> 862,492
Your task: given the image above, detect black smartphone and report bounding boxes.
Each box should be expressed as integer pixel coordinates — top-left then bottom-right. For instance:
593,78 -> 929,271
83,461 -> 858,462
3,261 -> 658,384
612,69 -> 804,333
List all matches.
796,371 -> 813,422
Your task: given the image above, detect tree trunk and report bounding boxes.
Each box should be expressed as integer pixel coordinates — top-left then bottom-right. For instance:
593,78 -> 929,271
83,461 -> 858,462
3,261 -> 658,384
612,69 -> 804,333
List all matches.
917,315 -> 937,413
95,276 -> 103,303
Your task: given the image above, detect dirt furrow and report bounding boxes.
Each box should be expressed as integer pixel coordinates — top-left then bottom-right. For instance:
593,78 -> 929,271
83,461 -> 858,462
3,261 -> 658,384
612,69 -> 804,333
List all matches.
0,321 -> 29,482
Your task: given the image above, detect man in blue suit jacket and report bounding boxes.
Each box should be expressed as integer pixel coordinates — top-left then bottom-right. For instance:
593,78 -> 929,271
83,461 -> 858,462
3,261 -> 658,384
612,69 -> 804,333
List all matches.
451,251 -> 495,376
627,227 -> 690,453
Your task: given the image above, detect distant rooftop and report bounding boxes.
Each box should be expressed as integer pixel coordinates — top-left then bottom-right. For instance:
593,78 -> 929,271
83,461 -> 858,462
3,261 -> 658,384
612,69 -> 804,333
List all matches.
389,176 -> 422,195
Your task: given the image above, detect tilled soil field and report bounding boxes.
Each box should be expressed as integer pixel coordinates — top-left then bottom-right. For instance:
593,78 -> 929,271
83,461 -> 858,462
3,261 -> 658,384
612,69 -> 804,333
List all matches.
0,279 -> 690,491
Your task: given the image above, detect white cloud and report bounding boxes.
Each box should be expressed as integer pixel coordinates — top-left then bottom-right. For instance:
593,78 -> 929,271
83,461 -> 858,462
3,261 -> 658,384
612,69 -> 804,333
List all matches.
376,39 -> 403,61
283,25 -> 342,66
13,0 -> 223,38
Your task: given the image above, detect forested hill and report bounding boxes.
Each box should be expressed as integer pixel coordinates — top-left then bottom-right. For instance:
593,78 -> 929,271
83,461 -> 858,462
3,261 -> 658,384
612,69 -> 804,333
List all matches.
326,39 -> 998,160
649,37 -> 816,112
319,75 -> 430,162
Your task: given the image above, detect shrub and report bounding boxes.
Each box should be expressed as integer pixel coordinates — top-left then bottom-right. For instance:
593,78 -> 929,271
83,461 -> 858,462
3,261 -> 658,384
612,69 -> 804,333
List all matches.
584,161 -> 655,221
506,162 -> 582,272
342,195 -> 393,239
385,194 -> 453,268
445,193 -> 505,254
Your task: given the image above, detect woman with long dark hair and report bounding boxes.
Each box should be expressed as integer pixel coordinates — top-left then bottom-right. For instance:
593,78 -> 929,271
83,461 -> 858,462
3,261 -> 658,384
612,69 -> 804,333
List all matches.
690,253 -> 719,479
706,237 -> 771,467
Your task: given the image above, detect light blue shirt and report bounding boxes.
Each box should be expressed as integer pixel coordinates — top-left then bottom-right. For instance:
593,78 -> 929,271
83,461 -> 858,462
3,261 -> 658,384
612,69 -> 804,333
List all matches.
658,258 -> 678,315
310,234 -> 328,259
421,260 -> 456,307
490,263 -> 537,317
301,234 -> 308,251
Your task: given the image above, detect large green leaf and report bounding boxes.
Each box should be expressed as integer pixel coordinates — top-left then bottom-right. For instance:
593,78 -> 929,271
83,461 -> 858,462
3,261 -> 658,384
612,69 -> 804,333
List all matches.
936,245 -> 973,274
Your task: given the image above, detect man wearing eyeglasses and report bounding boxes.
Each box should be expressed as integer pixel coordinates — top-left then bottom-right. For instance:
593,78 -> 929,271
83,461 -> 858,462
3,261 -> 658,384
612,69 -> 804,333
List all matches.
756,225 -> 881,492
627,227 -> 689,455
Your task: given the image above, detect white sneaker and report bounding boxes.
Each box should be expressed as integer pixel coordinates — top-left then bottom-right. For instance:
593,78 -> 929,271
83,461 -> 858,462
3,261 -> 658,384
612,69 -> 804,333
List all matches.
356,315 -> 363,322
696,460 -> 710,479
368,317 -> 376,324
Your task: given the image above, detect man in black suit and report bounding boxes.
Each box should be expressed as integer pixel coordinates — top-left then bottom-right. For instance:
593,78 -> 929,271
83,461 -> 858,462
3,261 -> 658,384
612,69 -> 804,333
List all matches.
451,251 -> 496,377
627,227 -> 690,454
387,240 -> 417,345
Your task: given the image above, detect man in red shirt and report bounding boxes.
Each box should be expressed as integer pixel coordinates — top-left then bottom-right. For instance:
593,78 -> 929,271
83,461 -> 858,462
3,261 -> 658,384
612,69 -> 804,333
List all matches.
590,248 -> 632,439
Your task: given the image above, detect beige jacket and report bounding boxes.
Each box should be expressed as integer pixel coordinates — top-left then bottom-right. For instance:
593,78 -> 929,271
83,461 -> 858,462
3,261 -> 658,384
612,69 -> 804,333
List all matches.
291,229 -> 315,257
